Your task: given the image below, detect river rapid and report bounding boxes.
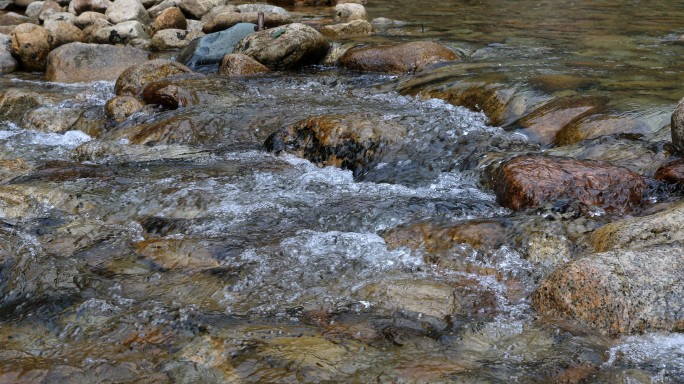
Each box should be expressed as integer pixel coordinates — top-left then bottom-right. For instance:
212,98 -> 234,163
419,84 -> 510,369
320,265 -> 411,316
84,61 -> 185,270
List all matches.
2,1 -> 684,383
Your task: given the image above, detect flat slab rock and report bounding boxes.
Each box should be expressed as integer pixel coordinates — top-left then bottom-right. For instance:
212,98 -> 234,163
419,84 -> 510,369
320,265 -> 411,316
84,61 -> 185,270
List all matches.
491,155 -> 645,212
533,242 -> 684,336
45,42 -> 150,83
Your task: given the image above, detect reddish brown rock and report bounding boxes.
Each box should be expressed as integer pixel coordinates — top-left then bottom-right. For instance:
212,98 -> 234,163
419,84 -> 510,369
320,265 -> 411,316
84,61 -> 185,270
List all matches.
339,41 -> 458,74
11,23 -> 51,71
493,155 -> 645,212
383,220 -> 509,253
149,7 -> 186,37
514,97 -> 607,146
553,114 -> 650,146
655,158 -> 684,185
218,53 -> 269,77
114,59 -> 192,96
104,95 -> 144,122
141,80 -> 199,109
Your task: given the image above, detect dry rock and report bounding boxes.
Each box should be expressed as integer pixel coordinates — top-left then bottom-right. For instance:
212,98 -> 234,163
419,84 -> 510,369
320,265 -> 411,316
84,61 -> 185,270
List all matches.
114,59 -> 192,96
151,28 -> 203,50
333,3 -> 365,22
11,23 -> 51,71
45,21 -> 86,48
149,7 -> 186,36
202,11 -> 290,33
105,0 -> 150,25
218,53 -> 269,77
45,42 -> 150,83
320,19 -> 372,37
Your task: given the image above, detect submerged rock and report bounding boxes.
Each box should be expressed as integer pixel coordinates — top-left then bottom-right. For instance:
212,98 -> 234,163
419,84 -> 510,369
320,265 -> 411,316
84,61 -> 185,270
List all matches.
177,22 -> 255,69
202,11 -> 291,33
234,23 -> 329,70
218,53 -> 269,77
339,41 -> 458,74
491,155 -> 646,212
265,114 -> 407,177
114,59 -> 192,96
0,89 -> 54,121
533,243 -> 684,335
45,42 -> 150,83
553,114 -> 651,146
11,23 -> 51,71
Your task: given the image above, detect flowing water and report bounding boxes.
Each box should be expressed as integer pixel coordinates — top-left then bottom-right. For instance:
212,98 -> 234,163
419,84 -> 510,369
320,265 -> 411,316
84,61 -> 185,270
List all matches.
2,1 -> 684,382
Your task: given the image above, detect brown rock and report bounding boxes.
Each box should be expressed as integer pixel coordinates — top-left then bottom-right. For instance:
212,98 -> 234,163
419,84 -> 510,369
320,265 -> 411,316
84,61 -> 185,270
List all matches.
320,19 -> 372,38
150,28 -> 203,50
265,114 -> 407,177
38,0 -> 61,22
73,11 -> 107,29
104,95 -> 144,122
135,237 -> 219,270
492,155 -> 645,212
0,12 -> 32,26
528,74 -> 595,93
202,11 -> 291,33
72,0 -> 111,14
553,114 -> 650,146
514,97 -> 607,146
218,53 -> 269,77
532,243 -> 684,335
0,89 -> 48,121
45,42 -> 150,83
45,21 -> 86,49
140,80 -> 199,109
655,158 -> 684,184
383,219 -> 509,253
10,23 -> 51,71
114,59 -> 192,96
339,41 -> 458,74
149,7 -> 186,37
81,18 -> 112,43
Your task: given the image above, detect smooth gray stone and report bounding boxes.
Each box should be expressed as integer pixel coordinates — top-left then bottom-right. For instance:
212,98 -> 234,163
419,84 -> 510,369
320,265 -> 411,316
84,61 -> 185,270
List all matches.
176,22 -> 256,69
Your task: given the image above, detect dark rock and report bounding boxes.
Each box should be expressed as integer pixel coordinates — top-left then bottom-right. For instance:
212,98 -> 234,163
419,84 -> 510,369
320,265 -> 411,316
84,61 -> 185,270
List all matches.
532,243 -> 684,335
234,23 -> 329,70
491,155 -> 645,212
105,95 -> 144,122
141,80 -> 199,109
218,53 -> 269,77
149,7 -> 187,36
114,59 -> 192,96
45,42 -> 150,83
655,158 -> 684,185
202,11 -> 291,33
11,23 -> 51,71
265,114 -> 406,177
339,41 -> 458,74
671,97 -> 684,154
176,22 -> 255,69
513,97 -> 608,146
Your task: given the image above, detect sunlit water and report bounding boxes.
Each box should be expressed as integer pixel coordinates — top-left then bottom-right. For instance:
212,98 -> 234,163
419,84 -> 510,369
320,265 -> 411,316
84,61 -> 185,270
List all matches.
1,0 -> 684,382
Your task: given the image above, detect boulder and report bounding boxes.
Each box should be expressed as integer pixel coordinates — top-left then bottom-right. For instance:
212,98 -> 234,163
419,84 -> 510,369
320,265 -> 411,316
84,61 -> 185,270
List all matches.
339,41 -> 458,74
234,23 -> 329,70
150,28 -> 203,50
491,155 -> 645,212
200,4 -> 237,22
10,23 -> 51,71
24,1 -> 45,19
333,3 -> 365,22
265,114 -> 407,177
0,50 -> 17,74
147,0 -> 180,19
532,243 -> 684,335
178,0 -> 226,19
82,18 -> 112,42
0,89 -> 52,121
589,201 -> 684,252
236,3 -> 288,15
114,59 -> 192,96
38,0 -> 61,22
0,12 -> 32,26
74,11 -> 107,29
105,0 -> 150,25
140,79 -> 199,109
202,11 -> 291,33
43,11 -> 76,24
104,95 -> 144,122
320,19 -> 372,38
671,97 -> 684,154
20,106 -> 82,133
218,53 -> 269,77
513,97 -> 608,146
176,22 -> 255,68
149,7 -> 186,36
45,42 -> 150,83
45,21 -> 86,48
94,20 -> 149,45
72,0 -> 111,14
655,158 -> 684,185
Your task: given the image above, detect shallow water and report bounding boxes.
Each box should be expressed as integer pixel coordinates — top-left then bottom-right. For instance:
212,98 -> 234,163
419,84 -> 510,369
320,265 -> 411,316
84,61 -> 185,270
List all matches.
2,0 -> 684,382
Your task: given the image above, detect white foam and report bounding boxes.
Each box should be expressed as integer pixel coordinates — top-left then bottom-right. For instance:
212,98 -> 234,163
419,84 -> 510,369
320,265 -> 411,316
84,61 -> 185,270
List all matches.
605,333 -> 684,376
29,130 -> 92,147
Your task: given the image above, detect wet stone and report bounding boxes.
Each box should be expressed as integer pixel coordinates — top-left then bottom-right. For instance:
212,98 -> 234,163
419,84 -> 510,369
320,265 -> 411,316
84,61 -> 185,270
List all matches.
105,95 -> 145,122
490,155 -> 646,212
149,7 -> 187,37
114,59 -> 193,96
176,22 -> 255,69
217,53 -> 269,77
141,79 -> 200,109
20,107 -> 82,133
655,158 -> 684,185
201,11 -> 291,34
320,19 -> 372,38
553,114 -> 652,146
671,96 -> 684,154
339,41 -> 458,74
11,23 -> 51,71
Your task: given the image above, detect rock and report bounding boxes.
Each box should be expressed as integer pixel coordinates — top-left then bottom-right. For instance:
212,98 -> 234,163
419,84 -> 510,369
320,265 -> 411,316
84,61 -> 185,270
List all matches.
82,18 -> 112,42
140,80 -> 198,109
43,11 -> 76,24
333,3 -> 365,22
0,89 -> 50,121
384,220 -> 510,253
94,20 -> 149,45
151,28 -> 203,50
178,0 -> 226,19
655,158 -> 684,185
202,11 -> 291,33
105,0 -> 150,25
320,19 -> 372,38
10,23 -> 51,71
218,53 -> 269,77
104,95 -> 144,122
38,0 -> 61,22
45,21 -> 86,48
24,1 -> 45,19
357,278 -> 497,319
671,97 -> 684,154
114,59 -> 192,96
532,243 -> 684,335
149,7 -> 186,36
147,0 -> 180,19
45,43 -> 149,83
0,33 -> 9,51
0,12 -> 32,26
528,74 -> 595,93
491,155 -> 645,212
265,114 -> 406,177
20,106 -> 82,133
72,0 -> 111,14
199,4 -> 237,22
14,0 -> 38,6
236,3 -> 287,15
74,11 -> 107,29
589,201 -> 684,253
339,41 -> 458,74
0,50 -> 17,73
513,97 -> 608,146
234,23 -> 329,70
321,41 -> 354,66
553,114 -> 651,146
176,22 -> 255,69
370,17 -> 407,28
